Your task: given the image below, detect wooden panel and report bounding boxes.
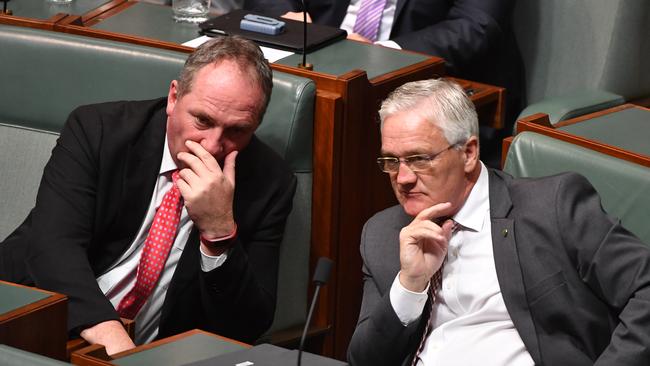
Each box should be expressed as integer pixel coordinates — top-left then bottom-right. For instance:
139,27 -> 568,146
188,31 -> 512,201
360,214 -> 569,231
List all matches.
0,280 -> 67,360
71,329 -> 249,366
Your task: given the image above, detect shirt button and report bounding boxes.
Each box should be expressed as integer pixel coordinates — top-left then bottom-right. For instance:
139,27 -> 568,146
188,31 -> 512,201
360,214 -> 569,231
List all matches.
444,276 -> 453,290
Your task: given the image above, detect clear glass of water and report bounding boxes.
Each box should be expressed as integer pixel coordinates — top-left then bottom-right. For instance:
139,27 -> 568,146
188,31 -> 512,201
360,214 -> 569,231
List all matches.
172,0 -> 211,23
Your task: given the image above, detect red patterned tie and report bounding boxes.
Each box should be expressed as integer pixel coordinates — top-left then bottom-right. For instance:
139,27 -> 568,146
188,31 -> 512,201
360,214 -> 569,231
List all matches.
117,171 -> 183,319
410,221 -> 460,366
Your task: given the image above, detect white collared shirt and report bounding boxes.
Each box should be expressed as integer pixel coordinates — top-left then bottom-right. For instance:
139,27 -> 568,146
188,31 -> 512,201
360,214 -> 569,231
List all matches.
340,0 -> 402,49
96,136 -> 227,344
390,163 -> 534,365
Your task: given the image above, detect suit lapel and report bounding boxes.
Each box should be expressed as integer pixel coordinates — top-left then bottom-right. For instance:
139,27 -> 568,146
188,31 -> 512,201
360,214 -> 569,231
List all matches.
94,106 -> 167,272
394,0 -> 408,22
118,111 -> 167,236
488,170 -> 542,365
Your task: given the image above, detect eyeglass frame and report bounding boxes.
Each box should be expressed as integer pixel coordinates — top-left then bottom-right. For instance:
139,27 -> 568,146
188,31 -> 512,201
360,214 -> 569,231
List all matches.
376,143 -> 460,173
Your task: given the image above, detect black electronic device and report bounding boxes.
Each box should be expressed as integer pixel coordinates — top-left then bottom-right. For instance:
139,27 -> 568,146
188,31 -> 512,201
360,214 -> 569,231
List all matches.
199,9 -> 346,54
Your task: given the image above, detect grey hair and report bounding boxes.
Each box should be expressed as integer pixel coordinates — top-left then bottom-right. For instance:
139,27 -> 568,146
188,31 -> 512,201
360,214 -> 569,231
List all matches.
177,36 -> 273,121
379,78 -> 478,146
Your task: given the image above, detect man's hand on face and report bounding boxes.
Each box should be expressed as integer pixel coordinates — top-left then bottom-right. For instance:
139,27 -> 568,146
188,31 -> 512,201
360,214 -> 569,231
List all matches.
399,202 -> 455,293
177,140 -> 237,241
80,320 -> 135,356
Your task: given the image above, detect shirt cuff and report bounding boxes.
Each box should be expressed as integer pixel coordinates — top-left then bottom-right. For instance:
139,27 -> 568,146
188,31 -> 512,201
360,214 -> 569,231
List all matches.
389,272 -> 429,326
199,246 -> 229,272
374,40 -> 401,49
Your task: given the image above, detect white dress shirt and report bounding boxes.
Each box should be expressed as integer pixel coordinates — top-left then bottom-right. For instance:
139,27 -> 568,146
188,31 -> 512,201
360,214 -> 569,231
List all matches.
390,163 -> 534,365
339,0 -> 401,49
96,136 -> 227,344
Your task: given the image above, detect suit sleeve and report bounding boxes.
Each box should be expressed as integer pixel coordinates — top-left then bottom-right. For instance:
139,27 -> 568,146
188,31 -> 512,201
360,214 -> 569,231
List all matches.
559,174 -> 650,365
347,221 -> 425,366
195,172 -> 297,343
25,106 -> 121,333
391,0 -> 514,75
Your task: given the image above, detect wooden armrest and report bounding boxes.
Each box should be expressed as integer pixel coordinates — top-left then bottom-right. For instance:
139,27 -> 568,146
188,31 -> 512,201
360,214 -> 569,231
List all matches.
70,344 -> 112,366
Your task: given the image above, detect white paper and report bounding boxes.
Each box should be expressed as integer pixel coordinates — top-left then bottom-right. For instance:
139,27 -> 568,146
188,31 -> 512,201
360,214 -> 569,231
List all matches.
182,36 -> 294,63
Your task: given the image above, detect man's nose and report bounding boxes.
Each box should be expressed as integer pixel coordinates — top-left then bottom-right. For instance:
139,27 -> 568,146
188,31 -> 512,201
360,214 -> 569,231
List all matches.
395,162 -> 417,185
200,128 -> 224,157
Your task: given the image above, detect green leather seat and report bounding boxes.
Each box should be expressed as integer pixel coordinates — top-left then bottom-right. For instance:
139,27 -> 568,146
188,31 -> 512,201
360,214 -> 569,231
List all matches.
0,23 -> 316,341
503,132 -> 650,244
514,90 -> 624,131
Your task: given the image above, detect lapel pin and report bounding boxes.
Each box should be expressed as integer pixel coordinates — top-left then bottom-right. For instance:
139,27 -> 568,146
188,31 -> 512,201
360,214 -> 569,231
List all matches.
502,228 -> 508,237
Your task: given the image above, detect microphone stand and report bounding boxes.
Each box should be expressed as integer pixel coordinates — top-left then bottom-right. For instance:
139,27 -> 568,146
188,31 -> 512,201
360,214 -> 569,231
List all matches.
297,257 -> 333,366
297,0 -> 313,70
297,283 -> 321,366
2,0 -> 12,15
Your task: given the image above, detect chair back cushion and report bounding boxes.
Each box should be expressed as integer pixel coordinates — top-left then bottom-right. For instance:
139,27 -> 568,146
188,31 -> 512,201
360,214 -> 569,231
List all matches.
256,73 -> 316,334
0,24 -> 186,132
504,132 -> 650,244
513,1 -> 650,104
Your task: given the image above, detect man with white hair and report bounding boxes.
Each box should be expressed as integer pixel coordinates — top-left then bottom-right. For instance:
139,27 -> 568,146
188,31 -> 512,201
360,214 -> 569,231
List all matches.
348,78 -> 650,365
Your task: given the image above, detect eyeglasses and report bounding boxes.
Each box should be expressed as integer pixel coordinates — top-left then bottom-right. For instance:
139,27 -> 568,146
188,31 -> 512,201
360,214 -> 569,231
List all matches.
376,144 -> 456,173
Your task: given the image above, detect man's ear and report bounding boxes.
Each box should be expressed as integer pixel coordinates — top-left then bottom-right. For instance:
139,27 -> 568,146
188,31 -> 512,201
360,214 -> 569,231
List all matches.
463,136 -> 479,173
166,80 -> 179,117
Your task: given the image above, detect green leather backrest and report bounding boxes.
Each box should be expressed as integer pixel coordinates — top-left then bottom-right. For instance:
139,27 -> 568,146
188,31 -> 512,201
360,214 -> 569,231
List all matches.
256,74 -> 315,335
0,345 -> 68,366
0,23 -> 186,133
513,0 -> 650,104
504,132 -> 650,244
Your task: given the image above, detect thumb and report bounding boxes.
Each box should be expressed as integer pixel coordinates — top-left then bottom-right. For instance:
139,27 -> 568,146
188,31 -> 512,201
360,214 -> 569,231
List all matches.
223,150 -> 238,186
441,219 -> 455,240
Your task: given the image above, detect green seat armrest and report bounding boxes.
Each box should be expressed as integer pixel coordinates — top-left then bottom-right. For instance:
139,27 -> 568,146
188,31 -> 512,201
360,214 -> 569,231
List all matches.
0,345 -> 69,366
515,90 -> 624,132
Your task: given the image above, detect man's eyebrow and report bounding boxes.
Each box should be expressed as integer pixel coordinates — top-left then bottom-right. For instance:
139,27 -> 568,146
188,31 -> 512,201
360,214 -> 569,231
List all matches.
380,149 -> 428,156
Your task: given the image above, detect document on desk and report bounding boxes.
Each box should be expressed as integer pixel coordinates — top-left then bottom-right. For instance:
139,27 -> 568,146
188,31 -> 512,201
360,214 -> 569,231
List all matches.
182,36 -> 294,63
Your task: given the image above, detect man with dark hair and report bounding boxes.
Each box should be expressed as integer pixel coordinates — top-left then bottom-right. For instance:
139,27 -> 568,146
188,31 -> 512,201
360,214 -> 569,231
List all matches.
0,36 -> 295,355
348,78 -> 650,365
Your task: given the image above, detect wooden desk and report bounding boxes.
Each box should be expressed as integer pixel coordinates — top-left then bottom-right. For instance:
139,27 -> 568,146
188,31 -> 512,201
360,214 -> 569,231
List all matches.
71,329 -> 248,366
6,6 -> 505,358
0,280 -> 67,360
505,104 -> 650,168
0,0 -> 123,30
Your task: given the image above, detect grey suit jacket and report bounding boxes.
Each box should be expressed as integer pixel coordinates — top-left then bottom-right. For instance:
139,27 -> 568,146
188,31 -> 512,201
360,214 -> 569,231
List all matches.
348,169 -> 650,366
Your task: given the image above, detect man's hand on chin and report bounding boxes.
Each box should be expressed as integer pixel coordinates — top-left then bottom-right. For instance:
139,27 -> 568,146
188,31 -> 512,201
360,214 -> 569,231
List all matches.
80,320 -> 135,356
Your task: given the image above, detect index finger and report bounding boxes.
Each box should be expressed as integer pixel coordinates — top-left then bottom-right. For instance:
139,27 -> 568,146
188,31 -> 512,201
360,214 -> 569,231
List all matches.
413,202 -> 453,223
184,140 -> 221,172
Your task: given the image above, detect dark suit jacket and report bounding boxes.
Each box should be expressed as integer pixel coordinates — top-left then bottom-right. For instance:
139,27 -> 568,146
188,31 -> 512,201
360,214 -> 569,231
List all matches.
0,98 -> 297,343
245,0 -> 524,120
348,169 -> 650,365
